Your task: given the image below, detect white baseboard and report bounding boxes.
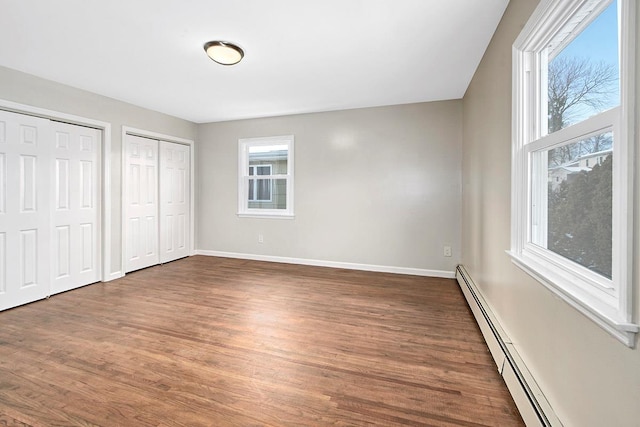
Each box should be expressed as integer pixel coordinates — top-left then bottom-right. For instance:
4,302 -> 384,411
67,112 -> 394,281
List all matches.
195,250 -> 455,279
456,265 -> 562,427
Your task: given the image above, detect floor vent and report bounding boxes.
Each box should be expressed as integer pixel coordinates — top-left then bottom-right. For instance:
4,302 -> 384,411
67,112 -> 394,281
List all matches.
456,265 -> 562,427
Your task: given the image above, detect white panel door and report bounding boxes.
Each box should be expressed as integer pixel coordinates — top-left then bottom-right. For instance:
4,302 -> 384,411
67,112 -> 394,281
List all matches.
0,110 -> 52,310
125,135 -> 159,273
50,122 -> 101,295
159,141 -> 190,263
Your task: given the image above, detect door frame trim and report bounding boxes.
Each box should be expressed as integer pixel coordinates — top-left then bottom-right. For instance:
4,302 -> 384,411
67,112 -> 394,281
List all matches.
121,126 -> 195,274
0,98 -> 112,282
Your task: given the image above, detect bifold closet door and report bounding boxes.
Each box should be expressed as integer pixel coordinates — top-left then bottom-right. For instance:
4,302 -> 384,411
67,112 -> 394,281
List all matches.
125,135 -> 159,273
0,110 -> 52,310
0,110 -> 101,310
50,122 -> 101,295
159,141 -> 190,264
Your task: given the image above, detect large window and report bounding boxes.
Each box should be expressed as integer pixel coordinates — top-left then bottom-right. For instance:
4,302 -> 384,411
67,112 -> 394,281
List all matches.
511,0 -> 637,345
238,135 -> 294,218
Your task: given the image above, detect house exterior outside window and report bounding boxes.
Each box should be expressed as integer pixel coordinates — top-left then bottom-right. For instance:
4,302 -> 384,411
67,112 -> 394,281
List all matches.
248,165 -> 273,202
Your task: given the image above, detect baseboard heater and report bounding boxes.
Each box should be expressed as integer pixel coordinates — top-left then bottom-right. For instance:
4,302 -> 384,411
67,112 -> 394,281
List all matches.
455,265 -> 562,427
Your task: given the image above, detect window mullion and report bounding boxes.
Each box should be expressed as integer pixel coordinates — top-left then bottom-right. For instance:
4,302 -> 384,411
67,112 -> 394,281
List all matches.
527,107 -> 619,152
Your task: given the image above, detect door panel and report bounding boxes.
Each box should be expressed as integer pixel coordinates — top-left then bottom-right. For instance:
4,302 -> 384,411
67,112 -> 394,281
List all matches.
160,141 -> 190,263
125,135 -> 159,272
50,122 -> 101,295
0,110 -> 51,310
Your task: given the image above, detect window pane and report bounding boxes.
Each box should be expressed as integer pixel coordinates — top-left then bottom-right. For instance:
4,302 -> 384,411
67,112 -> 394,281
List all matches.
546,1 -> 619,133
248,144 -> 289,173
246,144 -> 288,210
541,132 -> 613,278
248,179 -> 287,210
256,178 -> 271,201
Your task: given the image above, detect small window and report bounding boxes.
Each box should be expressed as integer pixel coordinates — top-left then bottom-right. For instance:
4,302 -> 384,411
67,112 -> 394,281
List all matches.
511,0 -> 637,345
238,135 -> 294,218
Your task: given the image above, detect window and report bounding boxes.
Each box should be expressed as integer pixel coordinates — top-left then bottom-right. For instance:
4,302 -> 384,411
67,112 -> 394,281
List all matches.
511,0 -> 637,345
238,135 -> 294,218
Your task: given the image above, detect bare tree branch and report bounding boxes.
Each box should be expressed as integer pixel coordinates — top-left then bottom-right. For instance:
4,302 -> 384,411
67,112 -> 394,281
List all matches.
548,57 -> 617,133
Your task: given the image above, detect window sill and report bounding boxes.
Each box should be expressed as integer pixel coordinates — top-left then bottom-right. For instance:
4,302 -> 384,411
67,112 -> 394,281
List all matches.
507,250 -> 638,347
237,212 -> 295,220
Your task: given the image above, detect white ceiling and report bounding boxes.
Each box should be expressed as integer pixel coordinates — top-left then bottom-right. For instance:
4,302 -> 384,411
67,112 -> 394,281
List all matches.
0,0 -> 508,123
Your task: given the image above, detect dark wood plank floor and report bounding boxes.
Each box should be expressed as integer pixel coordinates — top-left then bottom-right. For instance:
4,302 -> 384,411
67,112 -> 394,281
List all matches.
0,256 -> 523,426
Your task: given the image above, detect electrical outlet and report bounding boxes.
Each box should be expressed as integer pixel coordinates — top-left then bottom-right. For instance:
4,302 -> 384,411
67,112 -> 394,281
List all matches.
443,246 -> 452,257
258,234 -> 264,244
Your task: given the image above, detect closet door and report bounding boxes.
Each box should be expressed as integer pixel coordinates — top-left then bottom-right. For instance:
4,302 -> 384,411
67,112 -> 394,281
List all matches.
159,141 -> 190,263
125,135 -> 159,273
50,122 -> 101,294
0,110 -> 52,310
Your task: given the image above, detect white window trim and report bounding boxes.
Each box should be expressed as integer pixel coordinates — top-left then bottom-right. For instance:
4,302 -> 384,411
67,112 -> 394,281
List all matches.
510,0 -> 637,346
238,135 -> 294,218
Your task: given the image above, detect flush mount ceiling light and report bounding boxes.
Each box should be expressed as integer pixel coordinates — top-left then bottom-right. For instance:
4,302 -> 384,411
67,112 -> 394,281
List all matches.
204,41 -> 244,66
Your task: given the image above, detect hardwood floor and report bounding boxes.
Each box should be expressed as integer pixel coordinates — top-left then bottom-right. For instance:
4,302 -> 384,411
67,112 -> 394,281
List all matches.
0,256 -> 523,426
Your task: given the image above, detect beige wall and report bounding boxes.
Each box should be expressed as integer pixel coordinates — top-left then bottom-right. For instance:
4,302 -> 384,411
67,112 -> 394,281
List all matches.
0,66 -> 197,276
197,101 -> 462,273
461,1 -> 640,426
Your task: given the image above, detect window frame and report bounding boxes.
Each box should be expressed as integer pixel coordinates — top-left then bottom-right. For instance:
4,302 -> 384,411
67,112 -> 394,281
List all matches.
238,135 -> 294,218
510,0 -> 637,346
